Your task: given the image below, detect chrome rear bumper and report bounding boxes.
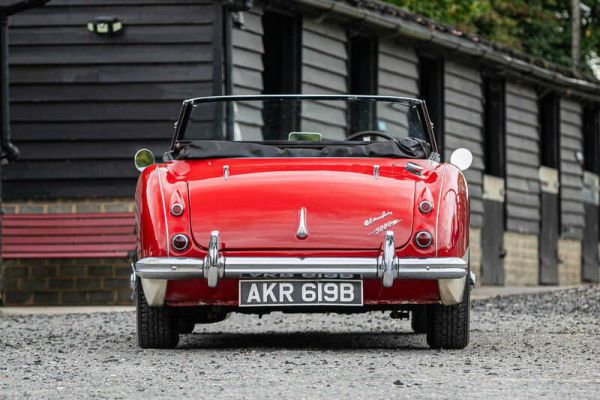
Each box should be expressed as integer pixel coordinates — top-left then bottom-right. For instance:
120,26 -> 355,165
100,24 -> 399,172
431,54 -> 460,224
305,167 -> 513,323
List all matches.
134,231 -> 468,288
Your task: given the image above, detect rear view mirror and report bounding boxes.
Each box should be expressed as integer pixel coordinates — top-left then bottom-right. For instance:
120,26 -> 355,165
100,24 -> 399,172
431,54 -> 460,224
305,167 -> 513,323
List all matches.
450,148 -> 473,171
134,148 -> 155,172
288,132 -> 322,141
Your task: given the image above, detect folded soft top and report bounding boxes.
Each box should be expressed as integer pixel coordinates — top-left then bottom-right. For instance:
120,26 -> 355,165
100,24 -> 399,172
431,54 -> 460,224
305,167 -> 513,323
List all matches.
174,137 -> 431,160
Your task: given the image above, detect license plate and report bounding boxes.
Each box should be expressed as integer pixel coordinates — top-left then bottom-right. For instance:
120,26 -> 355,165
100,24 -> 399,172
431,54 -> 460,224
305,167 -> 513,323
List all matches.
239,280 -> 363,307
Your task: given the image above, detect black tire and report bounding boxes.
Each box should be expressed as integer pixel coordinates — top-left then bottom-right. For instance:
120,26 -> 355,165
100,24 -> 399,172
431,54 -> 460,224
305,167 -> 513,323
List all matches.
411,308 -> 428,334
426,282 -> 470,349
179,319 -> 195,334
136,279 -> 179,349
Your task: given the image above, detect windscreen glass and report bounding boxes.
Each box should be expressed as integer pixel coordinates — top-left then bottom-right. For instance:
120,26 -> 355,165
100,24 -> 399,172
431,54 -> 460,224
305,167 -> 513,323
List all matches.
181,97 -> 428,143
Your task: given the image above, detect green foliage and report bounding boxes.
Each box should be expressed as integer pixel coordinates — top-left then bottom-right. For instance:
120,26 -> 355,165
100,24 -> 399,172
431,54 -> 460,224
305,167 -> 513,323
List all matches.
384,0 -> 600,73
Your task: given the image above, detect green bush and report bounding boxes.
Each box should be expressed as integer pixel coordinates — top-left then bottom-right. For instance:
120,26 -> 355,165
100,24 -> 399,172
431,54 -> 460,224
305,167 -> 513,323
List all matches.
385,0 -> 600,74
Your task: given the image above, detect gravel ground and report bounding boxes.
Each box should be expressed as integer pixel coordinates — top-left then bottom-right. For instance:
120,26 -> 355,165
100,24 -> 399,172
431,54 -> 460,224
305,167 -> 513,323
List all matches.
1,285 -> 599,399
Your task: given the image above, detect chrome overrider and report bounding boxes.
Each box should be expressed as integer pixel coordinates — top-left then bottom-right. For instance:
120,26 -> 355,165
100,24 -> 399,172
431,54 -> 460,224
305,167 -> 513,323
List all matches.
134,230 -> 470,307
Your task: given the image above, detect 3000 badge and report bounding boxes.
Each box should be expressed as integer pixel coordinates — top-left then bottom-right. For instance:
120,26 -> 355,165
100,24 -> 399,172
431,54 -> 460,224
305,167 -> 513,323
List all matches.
239,280 -> 363,307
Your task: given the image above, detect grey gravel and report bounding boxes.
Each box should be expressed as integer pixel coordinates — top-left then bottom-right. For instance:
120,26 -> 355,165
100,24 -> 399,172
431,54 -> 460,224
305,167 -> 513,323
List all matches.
1,285 -> 599,399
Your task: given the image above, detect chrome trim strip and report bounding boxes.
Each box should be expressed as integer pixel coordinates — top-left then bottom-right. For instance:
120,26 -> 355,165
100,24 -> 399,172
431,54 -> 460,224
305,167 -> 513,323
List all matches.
223,165 -> 229,180
185,94 -> 421,106
135,232 -> 469,293
135,256 -> 467,281
398,268 -> 466,280
434,166 -> 447,257
155,167 -> 170,257
224,257 -> 377,276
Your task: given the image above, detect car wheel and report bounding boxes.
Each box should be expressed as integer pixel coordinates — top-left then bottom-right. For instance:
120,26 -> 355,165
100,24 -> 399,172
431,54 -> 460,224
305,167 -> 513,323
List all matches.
136,279 -> 180,349
411,308 -> 428,334
426,281 -> 470,349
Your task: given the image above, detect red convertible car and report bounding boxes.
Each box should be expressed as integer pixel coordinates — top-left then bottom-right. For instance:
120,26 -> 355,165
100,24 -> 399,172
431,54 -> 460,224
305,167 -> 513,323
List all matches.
132,95 -> 473,349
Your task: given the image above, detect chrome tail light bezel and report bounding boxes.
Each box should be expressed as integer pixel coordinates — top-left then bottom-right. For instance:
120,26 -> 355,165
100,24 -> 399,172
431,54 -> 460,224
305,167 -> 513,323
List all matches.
418,200 -> 433,214
171,233 -> 190,251
415,231 -> 433,248
170,203 -> 185,216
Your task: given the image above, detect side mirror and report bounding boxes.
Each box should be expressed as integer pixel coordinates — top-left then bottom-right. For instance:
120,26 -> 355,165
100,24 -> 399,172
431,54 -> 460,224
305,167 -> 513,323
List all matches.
134,148 -> 155,172
450,148 -> 473,171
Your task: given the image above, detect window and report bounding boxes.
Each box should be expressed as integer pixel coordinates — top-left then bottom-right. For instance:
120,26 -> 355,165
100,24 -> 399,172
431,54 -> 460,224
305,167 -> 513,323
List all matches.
583,105 -> 600,174
419,55 -> 444,155
261,10 -> 301,139
539,93 -> 560,168
348,33 -> 378,133
483,76 -> 506,178
539,92 -> 561,233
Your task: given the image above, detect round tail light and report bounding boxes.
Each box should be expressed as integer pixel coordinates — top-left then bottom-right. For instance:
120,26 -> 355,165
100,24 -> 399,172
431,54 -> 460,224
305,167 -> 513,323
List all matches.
415,231 -> 433,248
171,234 -> 189,251
170,203 -> 184,216
418,200 -> 433,214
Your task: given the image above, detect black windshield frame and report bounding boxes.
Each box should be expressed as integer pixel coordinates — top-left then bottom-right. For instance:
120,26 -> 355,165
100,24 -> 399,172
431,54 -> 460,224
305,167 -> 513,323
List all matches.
171,94 -> 438,154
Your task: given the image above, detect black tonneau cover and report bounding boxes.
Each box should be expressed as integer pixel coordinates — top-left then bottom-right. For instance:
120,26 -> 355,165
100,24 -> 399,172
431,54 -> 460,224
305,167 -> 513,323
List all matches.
175,137 -> 431,160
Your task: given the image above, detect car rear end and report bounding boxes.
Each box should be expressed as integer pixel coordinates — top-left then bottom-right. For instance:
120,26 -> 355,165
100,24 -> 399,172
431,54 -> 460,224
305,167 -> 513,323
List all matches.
133,157 -> 471,349
132,95 -> 472,350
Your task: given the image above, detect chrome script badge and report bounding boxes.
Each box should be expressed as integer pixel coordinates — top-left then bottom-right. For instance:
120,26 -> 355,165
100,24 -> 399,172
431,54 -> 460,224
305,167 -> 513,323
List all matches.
364,211 -> 393,227
368,219 -> 401,236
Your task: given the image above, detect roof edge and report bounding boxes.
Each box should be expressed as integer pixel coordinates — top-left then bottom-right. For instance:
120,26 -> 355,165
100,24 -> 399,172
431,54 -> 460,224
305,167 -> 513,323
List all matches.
295,0 -> 600,101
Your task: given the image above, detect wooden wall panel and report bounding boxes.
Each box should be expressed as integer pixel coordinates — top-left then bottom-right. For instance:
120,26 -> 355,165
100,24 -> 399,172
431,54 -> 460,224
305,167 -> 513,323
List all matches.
505,83 -> 541,234
560,98 -> 585,239
444,60 -> 484,227
4,0 -> 219,199
377,40 -> 418,137
301,19 -> 348,139
231,5 -> 264,140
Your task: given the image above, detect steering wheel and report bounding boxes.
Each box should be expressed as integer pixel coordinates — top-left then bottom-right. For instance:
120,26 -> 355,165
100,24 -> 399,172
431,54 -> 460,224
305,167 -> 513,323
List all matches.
346,130 -> 397,142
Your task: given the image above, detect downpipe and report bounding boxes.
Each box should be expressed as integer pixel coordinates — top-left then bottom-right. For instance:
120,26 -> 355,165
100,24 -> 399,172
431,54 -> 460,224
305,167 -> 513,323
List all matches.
0,15 -> 19,163
1,1 -> 51,164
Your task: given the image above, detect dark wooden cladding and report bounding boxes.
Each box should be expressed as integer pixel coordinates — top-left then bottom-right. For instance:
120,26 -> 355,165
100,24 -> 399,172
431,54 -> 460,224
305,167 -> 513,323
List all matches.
12,121 -> 176,141
3,0 -> 220,199
444,59 -> 484,228
9,82 -> 212,102
10,44 -> 213,65
9,24 -> 214,45
5,179 -> 137,199
15,140 -> 167,160
8,4 -> 214,27
11,101 -> 183,121
11,64 -> 214,84
4,160 -> 138,180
